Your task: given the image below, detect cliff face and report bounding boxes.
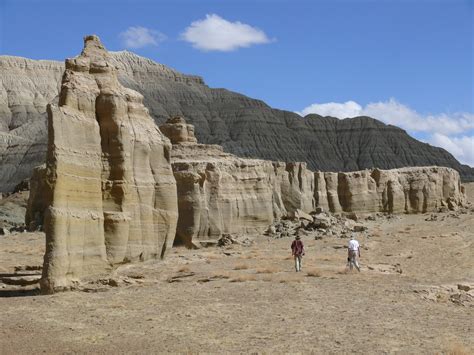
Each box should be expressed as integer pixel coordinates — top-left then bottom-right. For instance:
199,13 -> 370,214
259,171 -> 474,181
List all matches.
1,51 -> 473,193
39,36 -> 178,293
159,118 -> 466,247
0,56 -> 63,192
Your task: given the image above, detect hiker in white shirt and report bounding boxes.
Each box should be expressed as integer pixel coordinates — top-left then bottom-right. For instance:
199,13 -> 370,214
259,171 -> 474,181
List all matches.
347,235 -> 361,272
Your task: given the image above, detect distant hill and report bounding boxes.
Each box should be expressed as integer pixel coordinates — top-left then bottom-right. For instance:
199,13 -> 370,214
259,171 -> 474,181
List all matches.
0,50 -> 472,192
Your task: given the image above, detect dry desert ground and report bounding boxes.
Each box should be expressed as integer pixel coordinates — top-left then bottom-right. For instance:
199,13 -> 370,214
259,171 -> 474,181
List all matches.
0,184 -> 473,354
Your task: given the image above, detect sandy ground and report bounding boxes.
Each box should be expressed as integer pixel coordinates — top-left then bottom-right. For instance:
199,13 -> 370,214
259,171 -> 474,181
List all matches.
0,185 -> 473,354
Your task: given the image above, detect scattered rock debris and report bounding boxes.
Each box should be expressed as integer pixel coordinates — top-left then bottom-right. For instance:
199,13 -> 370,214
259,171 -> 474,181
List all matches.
264,210 -> 373,239
217,234 -> 254,247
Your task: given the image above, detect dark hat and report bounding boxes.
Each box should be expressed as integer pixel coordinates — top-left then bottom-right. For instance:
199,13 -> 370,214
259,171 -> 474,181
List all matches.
295,235 -> 301,240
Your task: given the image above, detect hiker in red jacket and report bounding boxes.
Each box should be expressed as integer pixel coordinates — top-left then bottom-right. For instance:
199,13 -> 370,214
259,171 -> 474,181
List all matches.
291,235 -> 305,272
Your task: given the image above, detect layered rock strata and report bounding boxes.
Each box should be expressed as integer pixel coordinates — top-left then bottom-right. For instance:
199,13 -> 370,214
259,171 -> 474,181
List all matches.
160,118 -> 466,247
1,51 -> 473,193
39,36 -> 178,293
163,117 -> 280,247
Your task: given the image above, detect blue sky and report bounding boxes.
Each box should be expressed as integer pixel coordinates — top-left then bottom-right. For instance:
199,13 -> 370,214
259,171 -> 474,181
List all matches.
0,0 -> 473,165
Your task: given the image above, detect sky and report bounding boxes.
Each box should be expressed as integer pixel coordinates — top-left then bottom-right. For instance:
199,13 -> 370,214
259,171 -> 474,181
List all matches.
0,0 -> 473,165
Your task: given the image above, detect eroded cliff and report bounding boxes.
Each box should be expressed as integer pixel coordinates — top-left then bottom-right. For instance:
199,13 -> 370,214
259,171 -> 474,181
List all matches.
160,117 -> 466,247
1,51 -> 473,193
39,36 -> 178,293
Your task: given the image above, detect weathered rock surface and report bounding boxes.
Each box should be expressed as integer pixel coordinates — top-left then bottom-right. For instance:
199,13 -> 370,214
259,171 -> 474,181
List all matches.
38,36 -> 178,293
167,134 -> 279,247
158,115 -> 198,145
0,56 -> 63,192
160,118 -> 466,246
1,50 -> 473,193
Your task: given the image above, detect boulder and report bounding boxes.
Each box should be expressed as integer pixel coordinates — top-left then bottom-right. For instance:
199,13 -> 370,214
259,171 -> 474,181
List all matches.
447,198 -> 458,211
457,284 -> 472,292
344,220 -> 356,230
345,212 -> 359,221
293,209 -> 313,222
313,215 -> 332,229
352,224 -> 368,232
313,207 -> 324,214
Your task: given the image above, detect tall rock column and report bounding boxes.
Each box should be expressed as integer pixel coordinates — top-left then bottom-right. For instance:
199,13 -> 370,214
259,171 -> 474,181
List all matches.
40,35 -> 178,293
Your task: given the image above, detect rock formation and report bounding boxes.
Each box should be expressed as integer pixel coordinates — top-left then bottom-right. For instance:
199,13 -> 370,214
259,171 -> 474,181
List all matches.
162,116 -> 279,247
38,35 -> 178,293
159,116 -> 198,145
160,117 -> 466,247
1,51 -> 473,193
0,56 -> 63,192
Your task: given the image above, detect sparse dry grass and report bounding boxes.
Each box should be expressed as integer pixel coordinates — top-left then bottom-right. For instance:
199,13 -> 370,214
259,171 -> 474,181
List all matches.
229,274 -> 257,282
255,266 -> 279,274
210,271 -> 231,279
306,268 -> 322,277
321,254 -> 342,262
205,254 -> 221,260
177,266 -> 191,273
233,263 -> 249,270
278,276 -> 302,283
446,342 -> 471,355
2,207 -> 474,353
239,253 -> 254,259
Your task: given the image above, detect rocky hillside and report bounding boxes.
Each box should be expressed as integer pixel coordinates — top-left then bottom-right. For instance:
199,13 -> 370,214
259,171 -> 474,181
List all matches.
1,50 -> 473,192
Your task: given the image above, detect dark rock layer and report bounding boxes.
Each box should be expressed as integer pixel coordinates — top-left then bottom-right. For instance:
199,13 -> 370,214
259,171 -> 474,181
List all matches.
0,50 -> 472,192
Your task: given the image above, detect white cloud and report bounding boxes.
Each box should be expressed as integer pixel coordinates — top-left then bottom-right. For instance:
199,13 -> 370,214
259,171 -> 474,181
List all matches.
300,98 -> 474,135
299,101 -> 362,118
362,99 -> 474,135
429,134 -> 474,167
120,26 -> 166,49
299,98 -> 474,166
181,14 -> 273,52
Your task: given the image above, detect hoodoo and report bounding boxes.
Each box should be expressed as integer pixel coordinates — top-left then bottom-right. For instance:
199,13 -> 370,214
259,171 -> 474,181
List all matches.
39,35 -> 178,293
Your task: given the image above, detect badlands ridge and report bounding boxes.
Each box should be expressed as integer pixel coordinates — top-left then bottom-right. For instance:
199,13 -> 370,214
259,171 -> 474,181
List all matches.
1,37 -> 474,194
24,36 -> 466,293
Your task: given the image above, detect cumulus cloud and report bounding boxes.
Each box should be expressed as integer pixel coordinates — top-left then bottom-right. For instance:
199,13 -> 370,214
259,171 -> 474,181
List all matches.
362,99 -> 474,135
300,98 -> 474,134
430,134 -> 474,167
181,14 -> 273,51
299,98 -> 474,166
120,26 -> 166,49
299,101 -> 362,118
